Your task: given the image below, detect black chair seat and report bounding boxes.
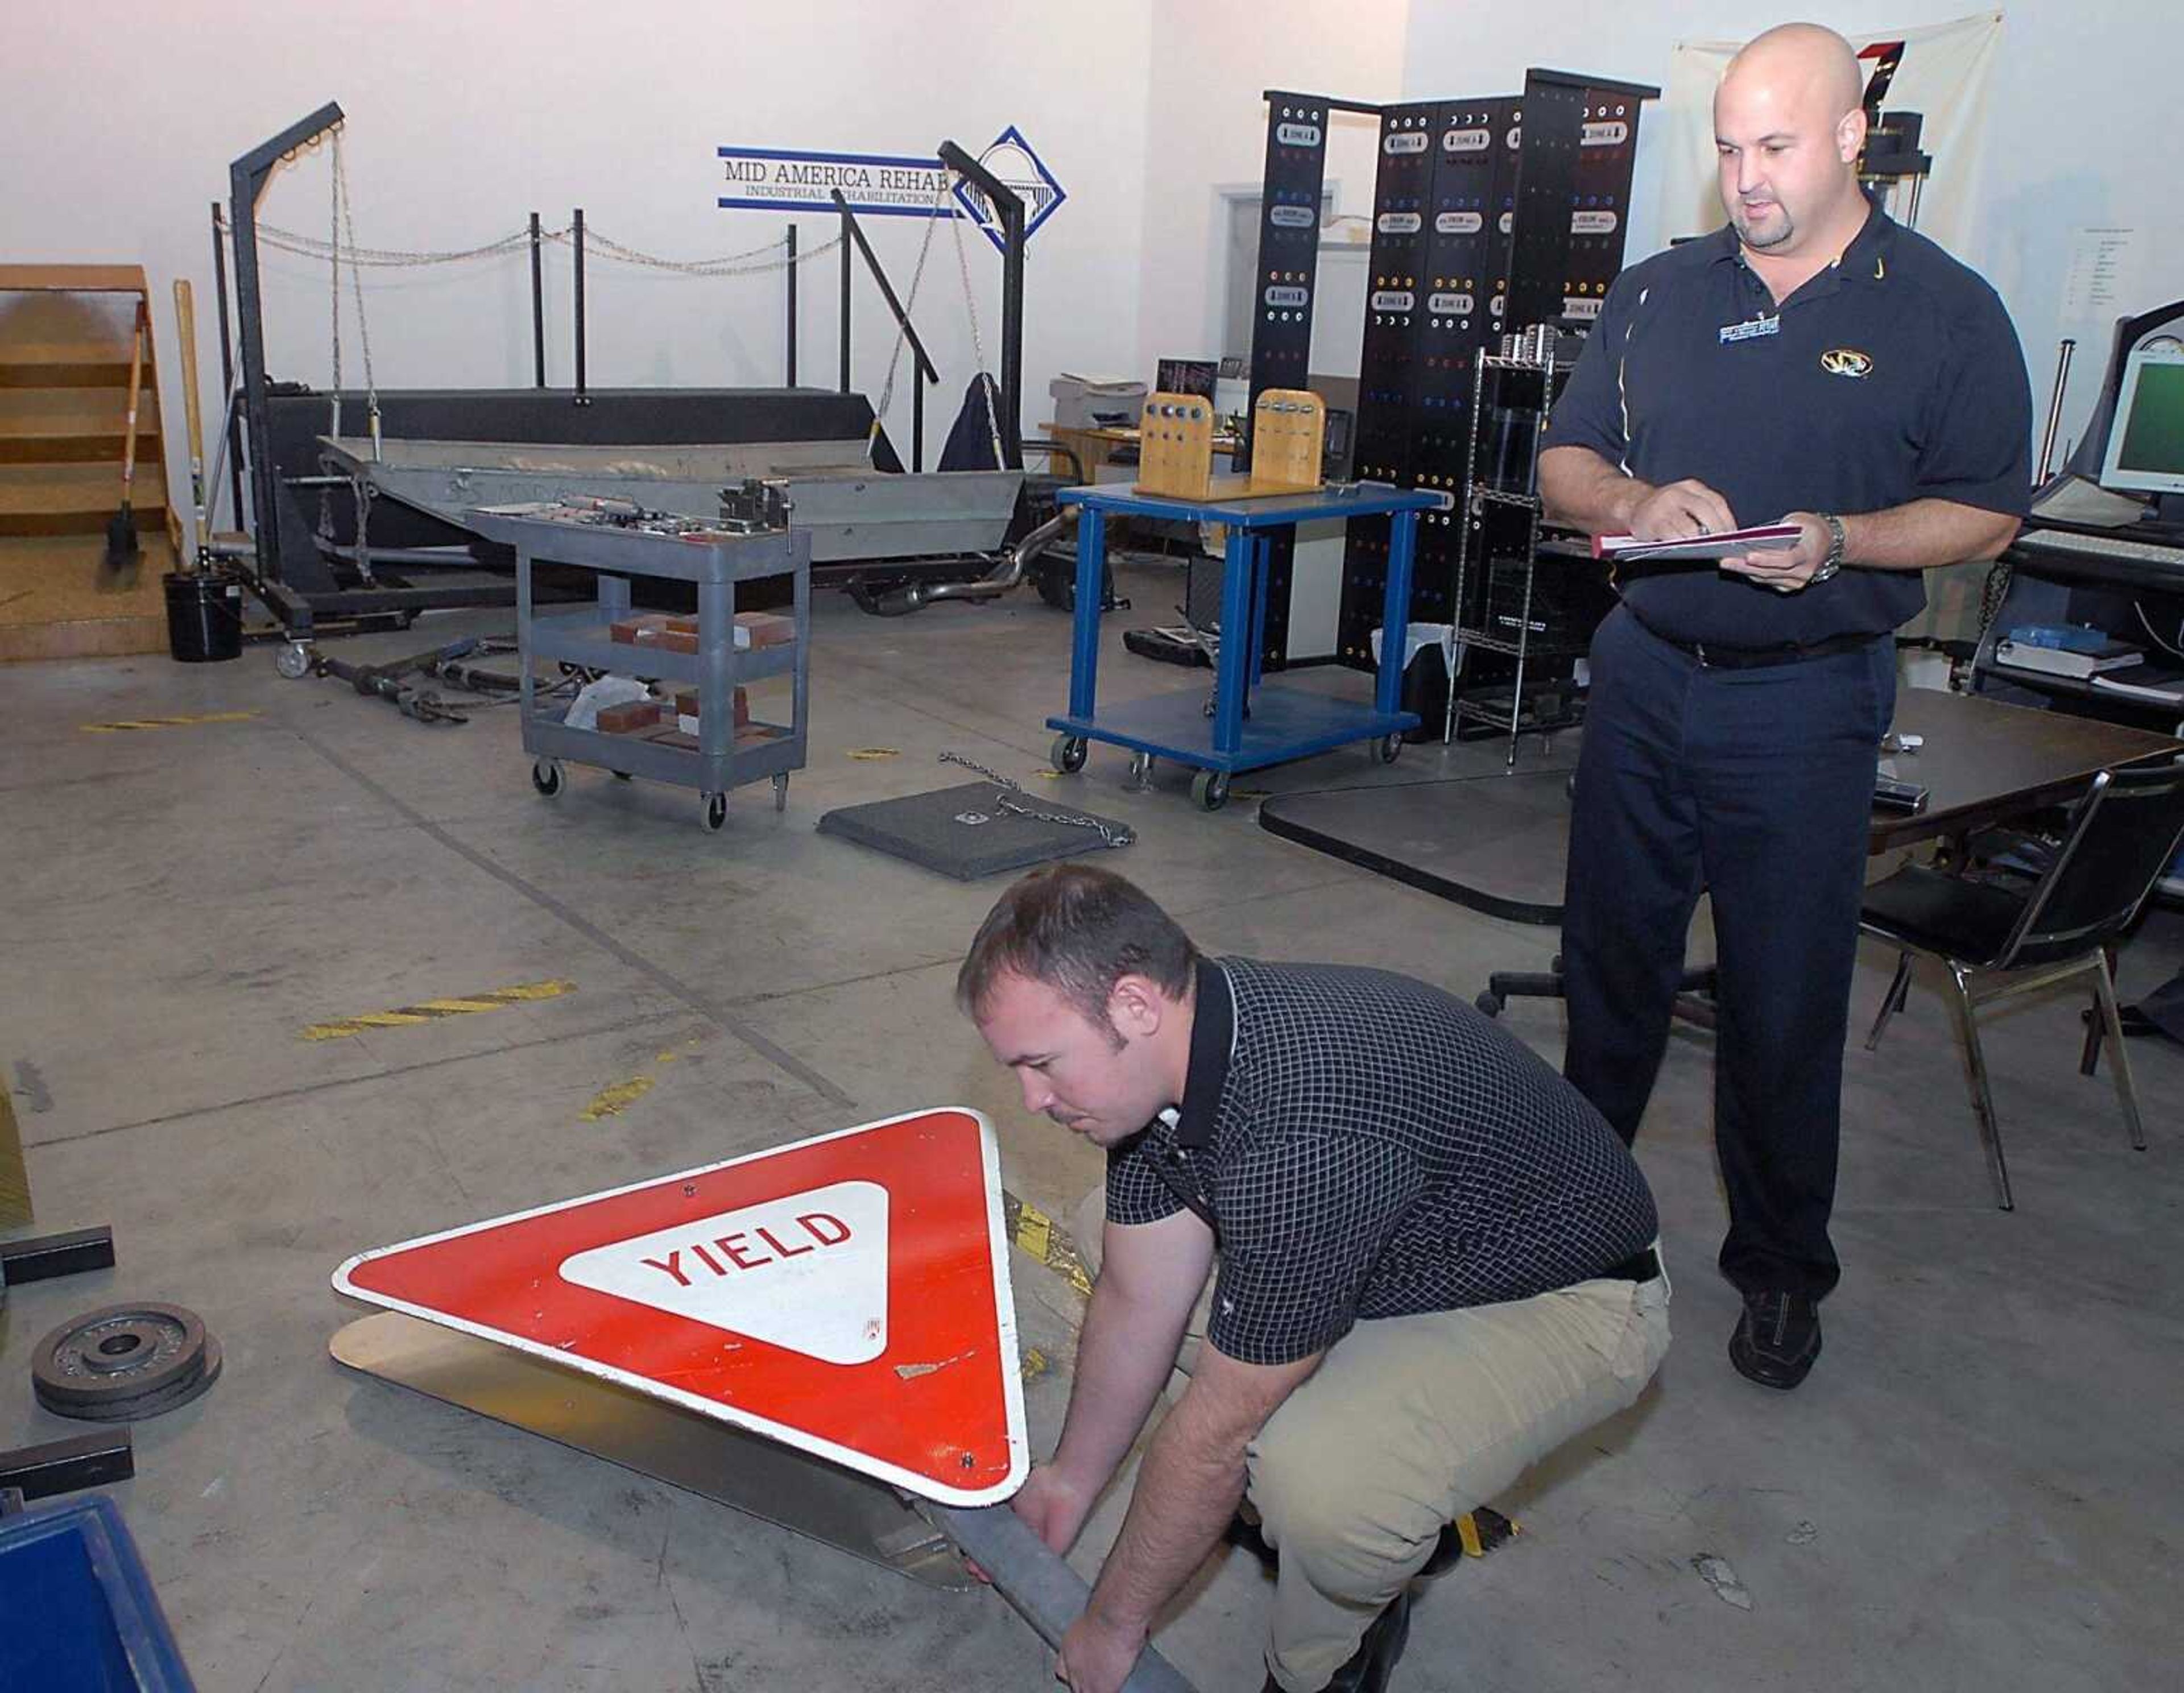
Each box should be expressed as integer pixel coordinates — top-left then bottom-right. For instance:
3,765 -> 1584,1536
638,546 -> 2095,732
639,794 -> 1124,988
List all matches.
1860,862 -> 2027,967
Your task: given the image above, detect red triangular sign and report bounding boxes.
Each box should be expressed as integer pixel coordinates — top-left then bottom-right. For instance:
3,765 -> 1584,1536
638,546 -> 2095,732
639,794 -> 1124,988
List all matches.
333,1108 -> 1027,1506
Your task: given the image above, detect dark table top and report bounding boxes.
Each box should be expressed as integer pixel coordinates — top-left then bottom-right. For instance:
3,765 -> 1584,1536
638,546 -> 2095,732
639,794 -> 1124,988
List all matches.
1876,687 -> 2184,850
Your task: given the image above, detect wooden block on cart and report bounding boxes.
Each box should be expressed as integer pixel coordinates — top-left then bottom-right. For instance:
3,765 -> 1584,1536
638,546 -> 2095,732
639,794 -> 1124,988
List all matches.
1134,391 -> 1218,501
1246,389 -> 1324,496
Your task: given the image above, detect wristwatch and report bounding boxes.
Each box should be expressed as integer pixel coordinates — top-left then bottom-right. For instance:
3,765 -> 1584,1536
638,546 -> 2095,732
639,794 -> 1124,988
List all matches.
1811,513 -> 1848,583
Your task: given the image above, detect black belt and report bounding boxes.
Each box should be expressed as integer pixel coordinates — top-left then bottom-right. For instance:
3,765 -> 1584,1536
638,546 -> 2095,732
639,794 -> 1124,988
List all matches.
1632,614 -> 1880,670
1603,1246 -> 1662,1284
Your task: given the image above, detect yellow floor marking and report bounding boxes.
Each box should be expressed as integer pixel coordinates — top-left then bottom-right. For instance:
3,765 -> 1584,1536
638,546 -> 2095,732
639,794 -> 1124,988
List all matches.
302,978 -> 576,1041
581,1076 -> 656,1121
81,710 -> 260,734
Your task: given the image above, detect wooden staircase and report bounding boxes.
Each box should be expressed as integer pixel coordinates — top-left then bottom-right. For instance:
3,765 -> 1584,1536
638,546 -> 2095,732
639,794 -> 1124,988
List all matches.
0,266 -> 178,661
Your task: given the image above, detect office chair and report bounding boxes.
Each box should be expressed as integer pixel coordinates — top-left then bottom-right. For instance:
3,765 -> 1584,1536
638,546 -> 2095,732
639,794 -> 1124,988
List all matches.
1860,757 -> 2184,1210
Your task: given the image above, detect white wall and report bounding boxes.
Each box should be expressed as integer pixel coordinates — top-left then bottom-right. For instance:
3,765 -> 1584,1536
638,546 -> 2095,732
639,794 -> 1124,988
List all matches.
1400,1 -> 2184,460
1131,1 -> 1411,386
2,0 -> 1153,496
7,2 -> 2167,510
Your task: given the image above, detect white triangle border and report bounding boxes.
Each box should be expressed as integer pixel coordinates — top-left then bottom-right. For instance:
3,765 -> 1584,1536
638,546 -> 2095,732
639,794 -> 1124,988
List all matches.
332,1106 -> 1028,1508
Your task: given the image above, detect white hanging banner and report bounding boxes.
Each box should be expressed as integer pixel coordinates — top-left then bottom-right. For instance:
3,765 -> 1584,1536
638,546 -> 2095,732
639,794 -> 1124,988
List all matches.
1655,12 -> 2004,256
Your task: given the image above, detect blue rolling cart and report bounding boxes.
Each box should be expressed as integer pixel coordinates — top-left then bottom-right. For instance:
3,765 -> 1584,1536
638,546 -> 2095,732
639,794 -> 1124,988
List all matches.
1047,482 -> 1449,809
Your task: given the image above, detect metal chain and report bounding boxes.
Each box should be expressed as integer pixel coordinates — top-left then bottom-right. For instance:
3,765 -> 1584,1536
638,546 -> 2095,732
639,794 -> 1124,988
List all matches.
333,130 -> 379,440
867,171 -> 956,465
948,183 -> 1006,466
938,753 -> 1134,848
221,212 -> 843,276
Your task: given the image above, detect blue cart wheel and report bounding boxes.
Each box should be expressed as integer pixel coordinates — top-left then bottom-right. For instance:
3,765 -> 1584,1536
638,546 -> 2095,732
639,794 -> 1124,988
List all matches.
1192,769 -> 1230,812
1051,734 -> 1088,775
702,792 -> 728,832
531,758 -> 562,797
1379,732 -> 1403,764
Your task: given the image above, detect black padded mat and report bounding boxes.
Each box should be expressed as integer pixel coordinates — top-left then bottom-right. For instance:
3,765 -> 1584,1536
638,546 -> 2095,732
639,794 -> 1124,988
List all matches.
817,781 -> 1135,880
1258,773 -> 1571,924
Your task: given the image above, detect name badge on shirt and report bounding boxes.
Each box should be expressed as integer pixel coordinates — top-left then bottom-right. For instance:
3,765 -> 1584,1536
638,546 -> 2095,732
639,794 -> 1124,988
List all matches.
1719,314 -> 1780,345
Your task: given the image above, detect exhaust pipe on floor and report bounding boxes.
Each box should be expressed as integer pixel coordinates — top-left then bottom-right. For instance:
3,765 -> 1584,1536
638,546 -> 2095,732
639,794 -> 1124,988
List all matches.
863,509 -> 1077,615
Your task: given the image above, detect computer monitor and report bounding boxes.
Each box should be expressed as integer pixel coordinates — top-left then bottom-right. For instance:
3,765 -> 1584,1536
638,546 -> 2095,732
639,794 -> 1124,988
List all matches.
2100,333 -> 2184,497
1156,358 -> 1218,400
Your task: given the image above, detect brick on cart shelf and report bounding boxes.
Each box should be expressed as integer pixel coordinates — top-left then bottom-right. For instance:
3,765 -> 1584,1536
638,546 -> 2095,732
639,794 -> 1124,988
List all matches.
595,698 -> 668,735
735,611 -> 795,649
672,686 -> 751,730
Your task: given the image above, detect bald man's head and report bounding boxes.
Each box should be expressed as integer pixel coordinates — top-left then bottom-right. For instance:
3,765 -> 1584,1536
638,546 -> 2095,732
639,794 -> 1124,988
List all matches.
1714,22 -> 1870,259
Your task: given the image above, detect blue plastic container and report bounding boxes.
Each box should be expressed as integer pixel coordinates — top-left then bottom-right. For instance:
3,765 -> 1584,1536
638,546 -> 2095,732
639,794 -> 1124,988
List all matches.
0,1494 -> 195,1692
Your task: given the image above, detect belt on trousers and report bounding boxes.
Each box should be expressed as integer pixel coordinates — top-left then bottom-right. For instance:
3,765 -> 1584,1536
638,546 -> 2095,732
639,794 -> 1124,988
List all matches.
1602,1245 -> 1663,1284
1630,614 -> 1881,670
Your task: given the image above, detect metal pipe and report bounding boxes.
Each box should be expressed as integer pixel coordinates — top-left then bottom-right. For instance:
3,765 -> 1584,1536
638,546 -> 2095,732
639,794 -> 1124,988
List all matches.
785,224 -> 799,387
2038,337 -> 2077,485
921,1501 -> 1196,1692
530,212 -> 546,388
838,205 -> 853,393
210,200 -> 245,533
572,208 -> 588,404
867,509 -> 1074,612
311,541 -> 480,566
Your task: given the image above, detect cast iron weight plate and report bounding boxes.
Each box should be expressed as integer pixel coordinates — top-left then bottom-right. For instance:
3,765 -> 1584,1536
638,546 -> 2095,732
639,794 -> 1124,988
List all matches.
31,1303 -> 223,1422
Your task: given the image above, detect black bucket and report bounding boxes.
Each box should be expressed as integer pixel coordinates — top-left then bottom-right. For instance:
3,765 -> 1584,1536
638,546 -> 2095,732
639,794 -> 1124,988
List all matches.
164,571 -> 245,664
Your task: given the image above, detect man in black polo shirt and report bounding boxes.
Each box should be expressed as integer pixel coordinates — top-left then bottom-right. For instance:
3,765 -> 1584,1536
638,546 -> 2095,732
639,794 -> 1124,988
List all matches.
1539,22 -> 2031,1391
958,865 -> 1669,1693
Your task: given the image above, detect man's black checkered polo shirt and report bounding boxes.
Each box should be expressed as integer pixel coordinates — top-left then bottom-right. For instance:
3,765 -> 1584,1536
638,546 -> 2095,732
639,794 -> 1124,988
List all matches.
1107,957 -> 1659,1365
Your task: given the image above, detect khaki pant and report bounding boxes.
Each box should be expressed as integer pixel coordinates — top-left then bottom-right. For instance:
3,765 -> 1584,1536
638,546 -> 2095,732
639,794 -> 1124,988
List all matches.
1072,1193 -> 1672,1691
1250,1269 -> 1670,1688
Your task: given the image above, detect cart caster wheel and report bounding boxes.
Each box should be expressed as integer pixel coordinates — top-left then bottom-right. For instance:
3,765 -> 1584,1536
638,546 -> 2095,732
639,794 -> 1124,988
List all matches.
702,792 -> 728,832
1127,751 -> 1154,790
1379,732 -> 1404,764
1191,769 -> 1231,812
1051,734 -> 1088,775
531,758 -> 563,797
773,773 -> 790,813
1475,990 -> 1504,1019
275,641 -> 313,680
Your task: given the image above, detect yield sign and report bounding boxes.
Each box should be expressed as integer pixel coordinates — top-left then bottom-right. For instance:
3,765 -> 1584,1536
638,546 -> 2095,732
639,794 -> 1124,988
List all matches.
333,1107 -> 1028,1506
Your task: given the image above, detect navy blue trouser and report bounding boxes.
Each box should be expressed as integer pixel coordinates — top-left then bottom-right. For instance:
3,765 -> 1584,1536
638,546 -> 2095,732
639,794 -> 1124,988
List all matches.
1562,605 -> 1895,1301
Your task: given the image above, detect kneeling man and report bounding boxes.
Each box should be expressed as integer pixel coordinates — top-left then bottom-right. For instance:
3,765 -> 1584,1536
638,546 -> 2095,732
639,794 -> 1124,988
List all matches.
961,866 -> 1670,1692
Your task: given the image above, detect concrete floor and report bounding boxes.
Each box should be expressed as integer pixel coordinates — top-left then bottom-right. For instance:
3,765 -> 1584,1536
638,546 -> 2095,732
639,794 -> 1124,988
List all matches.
2,555 -> 2179,1691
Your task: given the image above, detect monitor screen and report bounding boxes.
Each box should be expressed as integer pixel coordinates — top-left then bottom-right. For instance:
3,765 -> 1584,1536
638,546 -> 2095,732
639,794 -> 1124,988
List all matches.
1156,358 -> 1218,400
2102,336 -> 2184,495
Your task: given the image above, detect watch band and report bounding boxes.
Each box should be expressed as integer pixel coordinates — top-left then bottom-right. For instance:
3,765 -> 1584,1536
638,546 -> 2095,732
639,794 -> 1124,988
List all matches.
1812,512 -> 1847,583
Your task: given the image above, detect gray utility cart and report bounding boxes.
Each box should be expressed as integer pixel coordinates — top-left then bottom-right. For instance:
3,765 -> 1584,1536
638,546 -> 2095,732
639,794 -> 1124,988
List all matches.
468,507 -> 809,833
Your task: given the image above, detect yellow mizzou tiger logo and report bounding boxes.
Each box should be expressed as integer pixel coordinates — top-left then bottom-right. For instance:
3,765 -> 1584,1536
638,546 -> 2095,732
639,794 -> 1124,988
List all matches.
1821,347 -> 1873,378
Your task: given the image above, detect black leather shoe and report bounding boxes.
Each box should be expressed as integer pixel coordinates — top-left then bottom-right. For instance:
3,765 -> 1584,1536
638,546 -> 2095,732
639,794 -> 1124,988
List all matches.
1728,1290 -> 1822,1389
1260,1585 -> 1415,1693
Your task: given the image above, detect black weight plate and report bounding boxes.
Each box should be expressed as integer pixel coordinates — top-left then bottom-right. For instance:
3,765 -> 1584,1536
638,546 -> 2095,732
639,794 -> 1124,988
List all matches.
31,1303 -> 216,1419
44,1335 -> 222,1423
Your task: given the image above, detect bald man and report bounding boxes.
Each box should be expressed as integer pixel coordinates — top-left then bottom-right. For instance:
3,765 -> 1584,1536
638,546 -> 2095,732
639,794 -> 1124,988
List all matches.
1540,23 -> 2030,1390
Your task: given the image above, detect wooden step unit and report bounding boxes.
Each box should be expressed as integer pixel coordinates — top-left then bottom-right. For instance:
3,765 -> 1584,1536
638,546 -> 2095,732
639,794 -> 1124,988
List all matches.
0,266 -> 178,660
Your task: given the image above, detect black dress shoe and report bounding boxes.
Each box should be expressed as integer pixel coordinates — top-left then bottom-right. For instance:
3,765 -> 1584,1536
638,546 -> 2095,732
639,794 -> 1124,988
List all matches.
1728,1289 -> 1822,1390
1260,1586 -> 1415,1693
